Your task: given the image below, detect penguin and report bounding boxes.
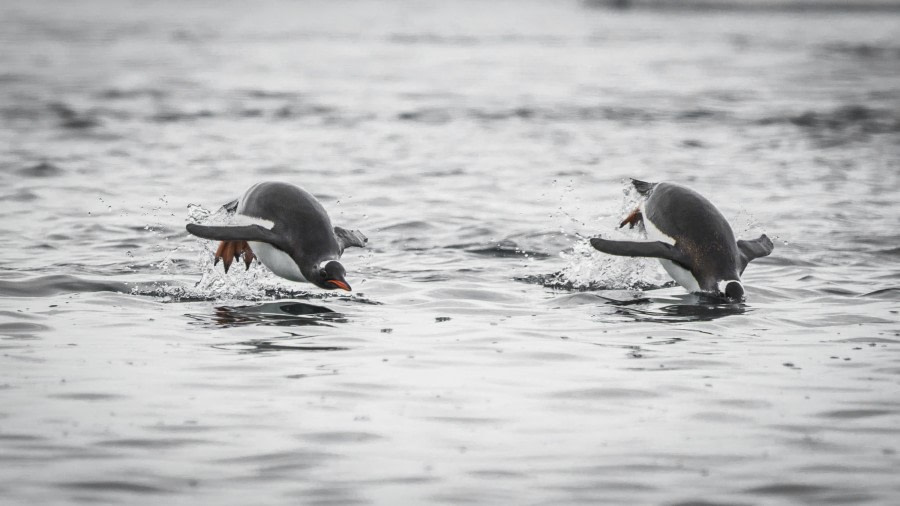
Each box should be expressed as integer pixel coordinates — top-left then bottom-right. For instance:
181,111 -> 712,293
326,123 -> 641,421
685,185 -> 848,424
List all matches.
590,179 -> 773,300
186,181 -> 367,291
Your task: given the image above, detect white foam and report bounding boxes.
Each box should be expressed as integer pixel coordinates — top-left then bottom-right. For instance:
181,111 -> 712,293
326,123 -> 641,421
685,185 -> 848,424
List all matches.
164,203 -> 310,300
556,239 -> 670,290
553,182 -> 670,290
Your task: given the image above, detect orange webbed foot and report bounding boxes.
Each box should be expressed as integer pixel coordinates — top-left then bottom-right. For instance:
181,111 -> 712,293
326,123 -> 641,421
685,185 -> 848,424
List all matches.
220,241 -> 237,273
214,241 -> 255,273
214,241 -> 226,266
619,207 -> 643,229
240,241 -> 255,270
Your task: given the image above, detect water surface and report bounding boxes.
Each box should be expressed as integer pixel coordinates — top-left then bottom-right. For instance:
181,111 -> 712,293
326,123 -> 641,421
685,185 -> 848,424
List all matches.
1,1 -> 899,504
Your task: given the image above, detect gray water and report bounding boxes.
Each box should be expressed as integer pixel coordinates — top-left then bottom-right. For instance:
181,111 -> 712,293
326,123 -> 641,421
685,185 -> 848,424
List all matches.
2,1 -> 900,504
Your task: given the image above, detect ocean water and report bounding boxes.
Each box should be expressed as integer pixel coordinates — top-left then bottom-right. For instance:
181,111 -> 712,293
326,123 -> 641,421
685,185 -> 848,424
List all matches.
1,1 -> 899,504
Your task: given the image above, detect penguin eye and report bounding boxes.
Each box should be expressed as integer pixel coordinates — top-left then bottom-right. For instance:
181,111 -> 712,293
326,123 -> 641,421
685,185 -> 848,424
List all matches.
319,269 -> 327,278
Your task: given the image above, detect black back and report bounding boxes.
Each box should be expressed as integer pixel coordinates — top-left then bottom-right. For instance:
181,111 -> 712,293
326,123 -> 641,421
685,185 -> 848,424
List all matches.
239,182 -> 341,264
644,182 -> 742,290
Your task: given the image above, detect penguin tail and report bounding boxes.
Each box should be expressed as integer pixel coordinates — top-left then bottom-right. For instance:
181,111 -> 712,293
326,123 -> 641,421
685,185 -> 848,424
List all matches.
737,234 -> 774,274
221,198 -> 239,214
630,179 -> 657,196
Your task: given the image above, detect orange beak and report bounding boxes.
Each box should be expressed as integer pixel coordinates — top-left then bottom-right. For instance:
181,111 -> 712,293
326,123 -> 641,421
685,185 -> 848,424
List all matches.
327,279 -> 351,292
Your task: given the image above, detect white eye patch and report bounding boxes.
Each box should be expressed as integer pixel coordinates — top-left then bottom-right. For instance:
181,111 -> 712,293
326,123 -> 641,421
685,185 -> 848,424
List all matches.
232,214 -> 275,229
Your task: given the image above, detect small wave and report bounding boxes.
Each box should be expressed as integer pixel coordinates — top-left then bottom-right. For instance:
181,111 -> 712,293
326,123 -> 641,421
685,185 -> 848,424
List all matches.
0,275 -> 126,297
48,102 -> 101,129
819,42 -> 900,60
787,105 -> 895,131
97,88 -> 167,100
397,108 -> 453,124
378,220 -> 436,232
0,72 -> 30,83
389,33 -> 480,46
759,105 -> 900,144
0,188 -> 40,202
450,239 -> 552,259
241,89 -> 302,100
872,246 -> 900,258
388,33 -> 570,47
584,0 -> 900,12
15,99 -> 738,129
17,161 -> 63,178
58,480 -> 169,494
396,105 -> 668,125
150,110 -> 214,123
859,287 -> 900,299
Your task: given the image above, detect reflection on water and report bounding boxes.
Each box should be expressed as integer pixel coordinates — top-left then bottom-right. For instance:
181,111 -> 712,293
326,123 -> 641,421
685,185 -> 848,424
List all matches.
615,297 -> 750,323
213,333 -> 351,354
188,302 -> 344,328
606,293 -> 751,323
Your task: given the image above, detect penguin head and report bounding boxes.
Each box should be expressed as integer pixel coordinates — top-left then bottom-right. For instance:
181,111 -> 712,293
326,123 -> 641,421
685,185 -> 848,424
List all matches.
315,260 -> 351,291
717,280 -> 744,302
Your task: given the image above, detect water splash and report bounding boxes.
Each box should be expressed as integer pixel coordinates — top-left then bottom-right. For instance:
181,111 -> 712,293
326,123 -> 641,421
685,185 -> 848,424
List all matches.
134,204 -> 312,301
186,202 -> 213,224
731,207 -> 765,239
523,238 -> 671,291
562,236 -> 670,289
524,180 -> 672,291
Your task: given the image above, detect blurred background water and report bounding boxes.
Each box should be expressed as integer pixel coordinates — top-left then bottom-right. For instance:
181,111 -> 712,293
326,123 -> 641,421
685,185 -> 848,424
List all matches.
1,0 -> 899,504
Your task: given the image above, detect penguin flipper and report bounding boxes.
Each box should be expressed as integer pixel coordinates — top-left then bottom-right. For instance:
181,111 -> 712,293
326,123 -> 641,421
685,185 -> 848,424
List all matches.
334,226 -> 368,254
590,237 -> 690,268
186,223 -> 287,250
737,234 -> 774,273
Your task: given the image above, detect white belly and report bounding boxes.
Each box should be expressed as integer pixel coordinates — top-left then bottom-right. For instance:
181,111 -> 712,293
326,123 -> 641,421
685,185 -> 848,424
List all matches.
248,241 -> 308,283
657,258 -> 702,293
641,203 -> 702,293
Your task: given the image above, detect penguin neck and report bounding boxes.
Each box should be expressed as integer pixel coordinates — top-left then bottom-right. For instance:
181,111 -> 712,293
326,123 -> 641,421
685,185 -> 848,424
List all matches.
298,262 -> 319,283
299,259 -> 338,282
